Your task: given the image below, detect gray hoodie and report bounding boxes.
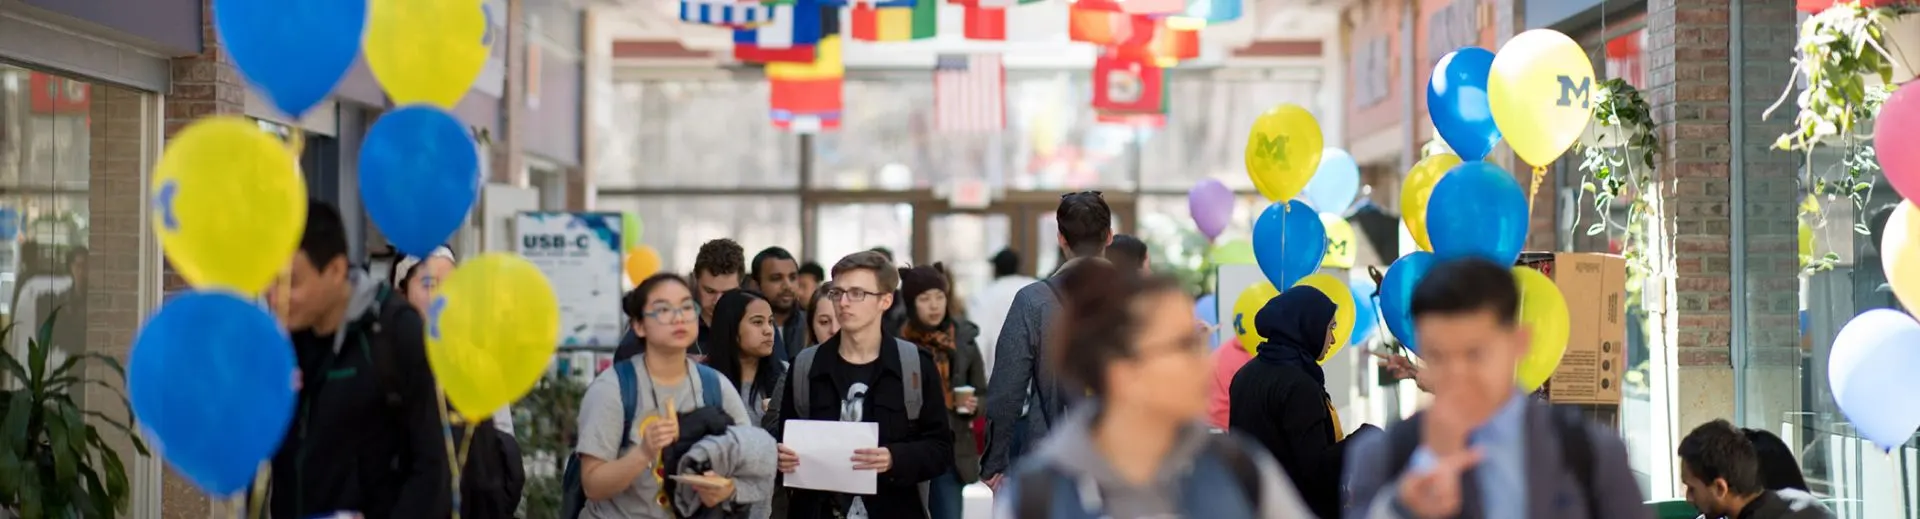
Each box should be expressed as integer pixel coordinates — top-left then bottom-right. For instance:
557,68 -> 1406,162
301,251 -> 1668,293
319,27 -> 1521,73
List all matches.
673,425 -> 781,518
996,404 -> 1314,518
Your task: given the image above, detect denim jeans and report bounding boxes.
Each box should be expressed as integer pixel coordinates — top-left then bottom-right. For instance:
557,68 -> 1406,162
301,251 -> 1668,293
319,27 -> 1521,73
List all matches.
927,467 -> 964,519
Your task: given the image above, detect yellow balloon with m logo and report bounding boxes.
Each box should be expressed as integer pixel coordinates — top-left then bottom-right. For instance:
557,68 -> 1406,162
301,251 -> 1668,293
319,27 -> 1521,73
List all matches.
427,253 -> 561,421
1486,29 -> 1596,168
1244,104 -> 1324,202
151,116 -> 306,297
366,0 -> 492,108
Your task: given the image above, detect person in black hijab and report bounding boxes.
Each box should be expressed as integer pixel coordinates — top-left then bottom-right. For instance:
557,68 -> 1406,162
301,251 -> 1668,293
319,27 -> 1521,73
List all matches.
1227,285 -> 1378,519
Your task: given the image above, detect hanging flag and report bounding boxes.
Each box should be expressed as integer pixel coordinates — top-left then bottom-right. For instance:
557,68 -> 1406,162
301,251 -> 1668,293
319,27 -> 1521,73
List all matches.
850,0 -> 938,42
767,35 -> 845,81
770,77 -> 843,131
680,0 -> 776,27
934,53 -> 1006,132
1069,0 -> 1184,14
821,0 -> 916,7
962,4 -> 1005,40
1092,51 -> 1166,114
1172,0 -> 1242,25
1112,20 -> 1200,66
734,3 -> 834,63
1068,6 -> 1156,46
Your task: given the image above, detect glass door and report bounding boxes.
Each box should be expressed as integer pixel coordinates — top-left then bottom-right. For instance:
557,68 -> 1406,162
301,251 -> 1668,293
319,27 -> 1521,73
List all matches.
813,203 -> 914,266
925,212 -> 1013,301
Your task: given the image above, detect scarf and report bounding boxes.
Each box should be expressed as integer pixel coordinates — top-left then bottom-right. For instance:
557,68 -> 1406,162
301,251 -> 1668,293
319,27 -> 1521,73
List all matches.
900,321 -> 955,406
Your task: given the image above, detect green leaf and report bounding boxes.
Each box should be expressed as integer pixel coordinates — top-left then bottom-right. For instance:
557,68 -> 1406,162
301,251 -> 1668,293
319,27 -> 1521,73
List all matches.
1586,223 -> 1608,236
2,390 -> 30,453
1856,223 -> 1873,235
44,406 -> 77,488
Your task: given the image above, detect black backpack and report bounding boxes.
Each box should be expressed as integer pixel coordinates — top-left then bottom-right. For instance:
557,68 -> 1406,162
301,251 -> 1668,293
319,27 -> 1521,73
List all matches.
364,286 -> 526,519
1380,405 -> 1597,517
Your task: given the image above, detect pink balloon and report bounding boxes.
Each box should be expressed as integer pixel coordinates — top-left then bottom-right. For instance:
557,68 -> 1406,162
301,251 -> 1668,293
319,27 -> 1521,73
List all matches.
1874,86 -> 1920,202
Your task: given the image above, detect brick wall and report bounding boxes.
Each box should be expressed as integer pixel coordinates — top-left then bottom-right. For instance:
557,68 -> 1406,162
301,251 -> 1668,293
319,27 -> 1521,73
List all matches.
158,1 -> 249,516
1648,0 -> 1734,366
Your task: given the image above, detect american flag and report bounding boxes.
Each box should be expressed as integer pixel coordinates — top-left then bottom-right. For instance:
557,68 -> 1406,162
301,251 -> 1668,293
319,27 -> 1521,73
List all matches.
933,53 -> 1005,132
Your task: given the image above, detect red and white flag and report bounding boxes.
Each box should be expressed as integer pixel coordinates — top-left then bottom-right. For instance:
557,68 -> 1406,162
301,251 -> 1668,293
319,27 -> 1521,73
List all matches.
934,53 -> 1005,132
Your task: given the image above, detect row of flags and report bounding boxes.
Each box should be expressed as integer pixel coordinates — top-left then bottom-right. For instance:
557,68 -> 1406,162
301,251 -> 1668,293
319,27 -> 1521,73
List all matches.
679,0 -> 1238,132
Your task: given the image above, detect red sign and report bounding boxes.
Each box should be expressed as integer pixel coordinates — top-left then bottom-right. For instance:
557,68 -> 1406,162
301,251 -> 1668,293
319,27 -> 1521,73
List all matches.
1604,29 -> 1645,90
28,73 -> 89,114
1092,52 -> 1165,113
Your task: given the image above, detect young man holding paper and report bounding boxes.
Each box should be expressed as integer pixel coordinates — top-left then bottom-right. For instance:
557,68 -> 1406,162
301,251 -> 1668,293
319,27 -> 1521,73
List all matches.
776,251 -> 953,519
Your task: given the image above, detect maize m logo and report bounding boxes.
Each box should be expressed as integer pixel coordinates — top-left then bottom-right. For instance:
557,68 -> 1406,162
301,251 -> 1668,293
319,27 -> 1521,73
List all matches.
1556,75 -> 1592,109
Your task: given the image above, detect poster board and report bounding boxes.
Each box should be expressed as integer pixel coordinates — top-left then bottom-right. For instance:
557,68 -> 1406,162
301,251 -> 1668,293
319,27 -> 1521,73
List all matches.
515,212 -> 624,349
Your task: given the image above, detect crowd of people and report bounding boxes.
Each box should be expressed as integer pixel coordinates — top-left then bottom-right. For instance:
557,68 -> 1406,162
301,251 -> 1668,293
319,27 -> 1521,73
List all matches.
256,194 -> 1838,519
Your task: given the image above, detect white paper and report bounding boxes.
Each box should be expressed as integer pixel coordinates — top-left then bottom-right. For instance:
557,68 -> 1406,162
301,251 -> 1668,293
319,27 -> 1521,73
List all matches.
783,420 -> 880,495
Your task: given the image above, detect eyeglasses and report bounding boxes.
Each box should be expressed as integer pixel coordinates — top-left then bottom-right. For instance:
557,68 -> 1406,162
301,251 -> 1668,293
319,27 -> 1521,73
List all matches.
644,302 -> 700,323
825,288 -> 883,302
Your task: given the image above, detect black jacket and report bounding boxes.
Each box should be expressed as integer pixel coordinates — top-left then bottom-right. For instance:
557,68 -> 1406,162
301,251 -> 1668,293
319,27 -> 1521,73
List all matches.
1227,286 -> 1347,519
270,280 -> 450,519
774,308 -> 809,363
778,333 -> 953,519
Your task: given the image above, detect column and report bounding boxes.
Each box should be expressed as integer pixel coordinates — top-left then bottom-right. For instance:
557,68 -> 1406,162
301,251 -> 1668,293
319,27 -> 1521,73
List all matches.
1731,0 -> 1803,431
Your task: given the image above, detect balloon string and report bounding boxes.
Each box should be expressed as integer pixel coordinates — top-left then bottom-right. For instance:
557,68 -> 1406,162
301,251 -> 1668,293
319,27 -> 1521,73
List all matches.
249,461 -> 271,519
287,126 -> 306,161
437,389 -> 479,519
1527,165 -> 1547,215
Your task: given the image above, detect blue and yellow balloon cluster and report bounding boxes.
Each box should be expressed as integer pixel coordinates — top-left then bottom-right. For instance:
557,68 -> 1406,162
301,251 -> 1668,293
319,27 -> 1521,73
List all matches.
130,0 -> 550,498
1376,30 -> 1590,390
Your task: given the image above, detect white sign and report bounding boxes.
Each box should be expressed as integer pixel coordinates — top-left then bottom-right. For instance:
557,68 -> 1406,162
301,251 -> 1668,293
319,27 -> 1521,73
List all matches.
515,212 -> 624,348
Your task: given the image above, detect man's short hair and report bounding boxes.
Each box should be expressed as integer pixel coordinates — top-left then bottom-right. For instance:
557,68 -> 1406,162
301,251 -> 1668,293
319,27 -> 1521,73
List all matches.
751,246 -> 797,281
991,248 -> 1020,278
1678,420 -> 1764,495
693,238 -> 746,282
868,246 -> 895,262
1057,191 -> 1113,256
831,251 -> 900,292
300,198 -> 349,270
1411,257 -> 1519,325
1105,234 -> 1148,273
799,261 -> 826,281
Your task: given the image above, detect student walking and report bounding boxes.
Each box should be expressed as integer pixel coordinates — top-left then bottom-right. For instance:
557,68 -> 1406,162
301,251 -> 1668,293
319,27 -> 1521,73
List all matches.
899,265 -> 989,519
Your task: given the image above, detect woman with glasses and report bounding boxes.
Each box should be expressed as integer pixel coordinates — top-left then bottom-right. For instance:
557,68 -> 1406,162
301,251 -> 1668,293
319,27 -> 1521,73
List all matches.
996,261 -> 1310,518
575,273 -> 767,518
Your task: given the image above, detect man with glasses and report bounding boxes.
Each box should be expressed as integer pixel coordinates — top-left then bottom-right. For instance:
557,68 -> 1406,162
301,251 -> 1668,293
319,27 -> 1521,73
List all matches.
776,251 -> 952,519
981,190 -> 1113,492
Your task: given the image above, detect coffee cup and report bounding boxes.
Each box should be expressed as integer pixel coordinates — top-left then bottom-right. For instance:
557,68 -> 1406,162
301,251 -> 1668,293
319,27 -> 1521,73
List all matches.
954,386 -> 976,415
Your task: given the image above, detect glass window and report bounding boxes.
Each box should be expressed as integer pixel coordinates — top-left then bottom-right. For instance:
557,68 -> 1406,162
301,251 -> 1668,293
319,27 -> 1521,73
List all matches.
595,80 -> 801,189
927,213 -> 1011,305
813,203 -> 913,267
595,195 -> 801,275
1138,76 -> 1322,191
1,65 -> 98,366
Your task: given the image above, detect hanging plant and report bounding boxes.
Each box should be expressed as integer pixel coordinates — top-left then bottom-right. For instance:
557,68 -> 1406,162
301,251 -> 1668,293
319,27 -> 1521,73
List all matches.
1575,78 -> 1662,279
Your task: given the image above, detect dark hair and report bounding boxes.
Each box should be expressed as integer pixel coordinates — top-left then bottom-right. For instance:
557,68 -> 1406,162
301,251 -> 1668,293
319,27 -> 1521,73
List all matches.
1105,234 -> 1148,273
623,273 -> 694,322
799,261 -> 826,281
65,246 -> 87,267
693,238 -> 746,282
868,246 -> 895,262
1411,257 -> 1519,325
831,251 -> 900,292
299,199 -> 350,271
991,248 -> 1020,278
1678,420 -> 1764,495
751,247 -> 798,284
1869,203 -> 1899,246
1742,428 -> 1811,491
1057,191 -> 1113,257
1047,261 -> 1185,397
704,289 -> 783,400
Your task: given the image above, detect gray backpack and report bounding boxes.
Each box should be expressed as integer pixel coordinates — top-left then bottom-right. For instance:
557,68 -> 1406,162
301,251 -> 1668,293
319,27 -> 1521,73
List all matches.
790,338 -> 923,420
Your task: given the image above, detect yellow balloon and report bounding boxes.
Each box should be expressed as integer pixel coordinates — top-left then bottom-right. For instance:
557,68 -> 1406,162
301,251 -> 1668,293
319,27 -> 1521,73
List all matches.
428,253 -> 561,421
366,0 -> 491,108
1487,29 -> 1596,167
1320,214 -> 1357,269
1883,202 -> 1920,312
1244,104 -> 1324,202
1232,281 -> 1281,356
626,246 -> 662,283
151,116 -> 306,297
1513,266 -> 1571,392
1292,274 -> 1356,364
1402,153 -> 1461,252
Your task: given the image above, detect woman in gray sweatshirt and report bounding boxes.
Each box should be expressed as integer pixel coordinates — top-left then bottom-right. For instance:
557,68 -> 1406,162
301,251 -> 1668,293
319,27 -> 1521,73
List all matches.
993,262 -> 1313,519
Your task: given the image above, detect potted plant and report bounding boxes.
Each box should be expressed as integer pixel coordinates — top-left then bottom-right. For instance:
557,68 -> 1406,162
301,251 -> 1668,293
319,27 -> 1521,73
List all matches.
0,310 -> 147,519
1575,78 -> 1661,280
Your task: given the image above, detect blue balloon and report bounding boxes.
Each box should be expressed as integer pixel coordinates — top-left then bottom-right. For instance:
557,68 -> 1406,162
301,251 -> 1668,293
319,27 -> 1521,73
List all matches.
129,292 -> 297,496
1303,148 -> 1361,215
1252,200 -> 1328,289
1349,275 -> 1379,346
1427,47 -> 1502,161
1426,161 -> 1529,266
361,106 -> 481,258
1379,252 -> 1436,354
213,0 -> 366,116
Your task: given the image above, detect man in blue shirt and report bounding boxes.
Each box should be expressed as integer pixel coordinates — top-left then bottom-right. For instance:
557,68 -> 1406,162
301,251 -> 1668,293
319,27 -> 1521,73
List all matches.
1344,257 -> 1649,519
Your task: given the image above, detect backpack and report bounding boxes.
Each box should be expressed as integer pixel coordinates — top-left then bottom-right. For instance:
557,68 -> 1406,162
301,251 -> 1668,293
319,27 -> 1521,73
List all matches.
1381,405 -> 1597,517
363,285 -> 526,519
1013,434 -> 1263,519
559,359 -> 725,518
789,338 -> 923,421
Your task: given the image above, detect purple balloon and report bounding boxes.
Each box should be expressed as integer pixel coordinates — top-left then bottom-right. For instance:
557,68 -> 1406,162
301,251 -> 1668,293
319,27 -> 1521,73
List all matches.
1189,179 -> 1233,239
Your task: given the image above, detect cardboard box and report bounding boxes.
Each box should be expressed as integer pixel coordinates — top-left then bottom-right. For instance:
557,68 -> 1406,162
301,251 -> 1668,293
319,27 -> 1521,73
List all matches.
1517,252 -> 1628,405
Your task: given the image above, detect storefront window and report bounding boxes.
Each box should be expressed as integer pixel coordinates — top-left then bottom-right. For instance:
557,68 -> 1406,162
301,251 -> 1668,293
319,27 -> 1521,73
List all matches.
0,64 -> 104,371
